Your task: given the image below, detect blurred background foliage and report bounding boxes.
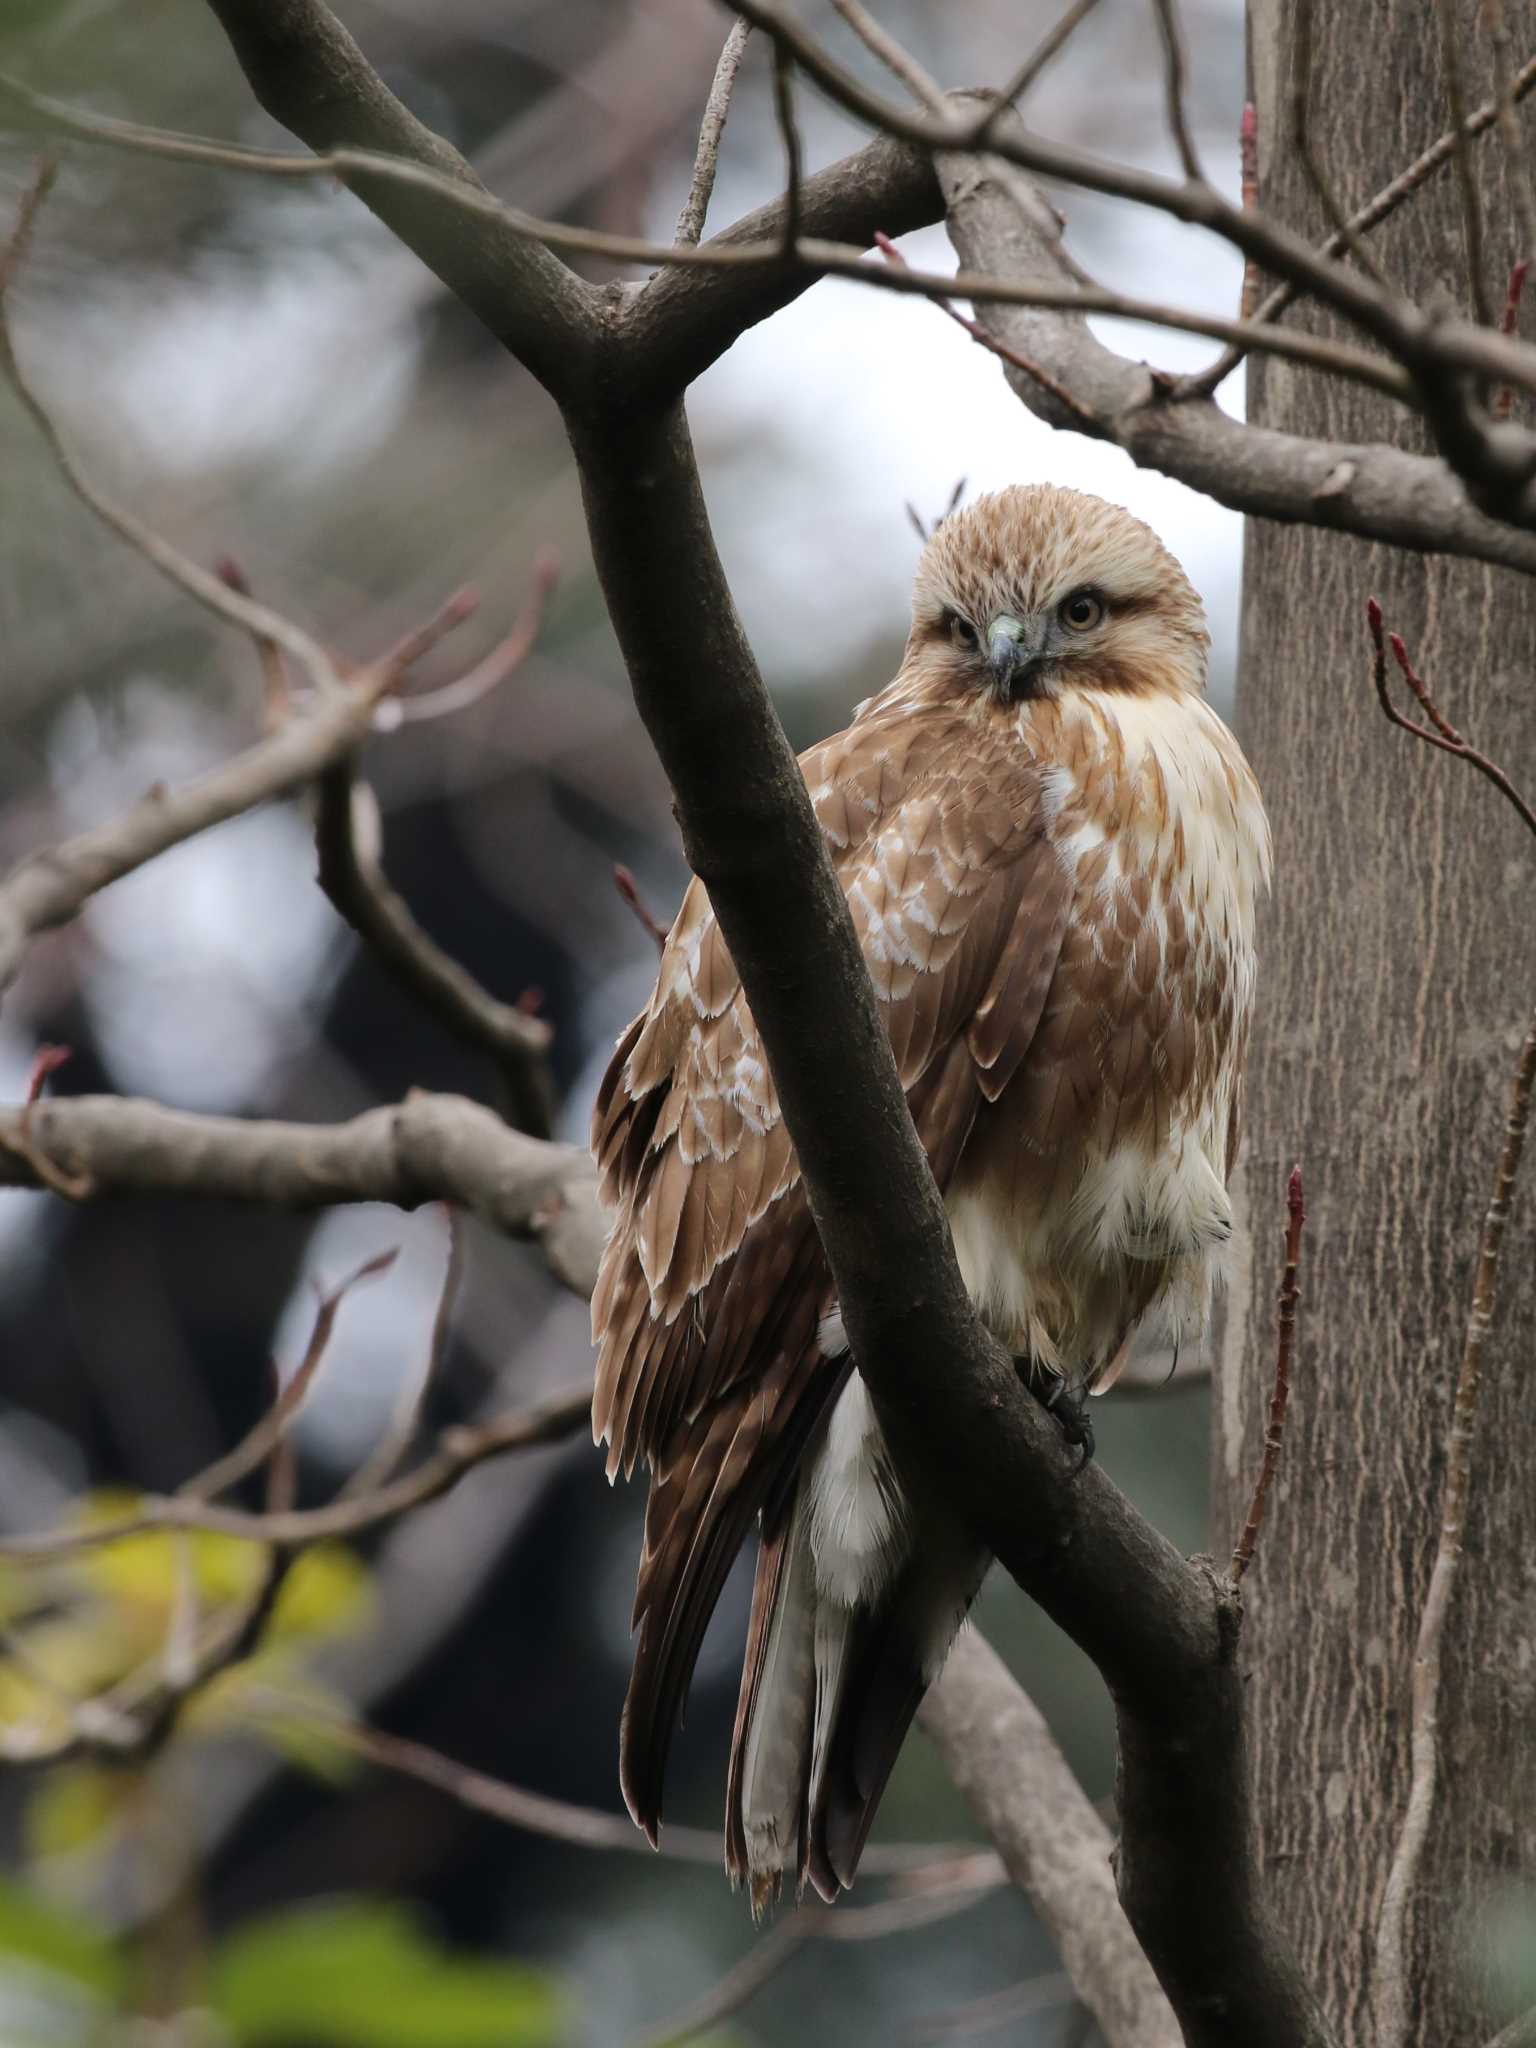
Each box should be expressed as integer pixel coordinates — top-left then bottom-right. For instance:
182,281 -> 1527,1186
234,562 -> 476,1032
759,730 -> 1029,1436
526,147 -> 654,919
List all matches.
1,3 -> 1462,2045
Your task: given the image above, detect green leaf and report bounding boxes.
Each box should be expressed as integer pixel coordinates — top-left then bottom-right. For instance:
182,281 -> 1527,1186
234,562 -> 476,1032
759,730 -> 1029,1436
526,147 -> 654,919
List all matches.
24,1764 -> 137,1867
209,1898 -> 565,2047
0,1877 -> 120,1997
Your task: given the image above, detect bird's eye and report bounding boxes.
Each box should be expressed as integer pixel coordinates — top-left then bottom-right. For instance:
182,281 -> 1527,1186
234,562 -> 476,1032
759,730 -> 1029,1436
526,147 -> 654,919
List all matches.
945,611 -> 979,650
1058,588 -> 1105,633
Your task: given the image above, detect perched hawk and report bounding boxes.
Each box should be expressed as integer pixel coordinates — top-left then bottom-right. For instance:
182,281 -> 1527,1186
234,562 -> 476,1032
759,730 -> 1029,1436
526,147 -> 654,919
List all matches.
591,484 -> 1270,1910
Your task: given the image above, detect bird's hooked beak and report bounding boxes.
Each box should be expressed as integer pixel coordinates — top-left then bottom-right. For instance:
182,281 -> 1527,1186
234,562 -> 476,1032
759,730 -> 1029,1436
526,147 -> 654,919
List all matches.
987,612 -> 1051,700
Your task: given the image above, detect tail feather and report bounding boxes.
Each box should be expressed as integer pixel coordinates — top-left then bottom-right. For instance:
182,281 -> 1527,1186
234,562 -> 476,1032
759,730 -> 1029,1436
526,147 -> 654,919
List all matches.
726,1469 -> 987,1910
726,1513 -> 817,1912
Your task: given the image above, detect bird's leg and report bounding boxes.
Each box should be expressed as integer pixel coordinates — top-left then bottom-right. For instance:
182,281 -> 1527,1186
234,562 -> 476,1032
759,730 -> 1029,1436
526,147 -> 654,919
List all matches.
1014,1356 -> 1095,1472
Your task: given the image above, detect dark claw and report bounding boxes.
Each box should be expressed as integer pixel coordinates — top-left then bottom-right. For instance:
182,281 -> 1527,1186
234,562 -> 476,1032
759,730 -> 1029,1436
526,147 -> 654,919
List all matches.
1016,1360 -> 1096,1473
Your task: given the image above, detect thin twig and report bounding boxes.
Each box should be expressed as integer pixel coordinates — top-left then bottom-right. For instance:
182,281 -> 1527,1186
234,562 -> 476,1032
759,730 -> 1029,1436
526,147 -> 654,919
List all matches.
1239,101 -> 1260,322
1486,0 -> 1536,269
1292,0 -> 1387,286
613,864 -> 671,952
632,1918 -> 809,2048
1375,1008 -> 1536,2046
831,1 -> 945,114
0,162 -> 339,695
873,231 -> 1102,427
770,41 -> 804,258
1366,600 -> 1536,839
905,1970 -> 1078,2043
0,1384 -> 597,1563
238,1689 -> 995,1887
0,76 -> 1428,402
673,19 -> 752,247
973,0 -> 1103,144
374,546 -> 558,729
628,1862 -> 1004,2047
1181,52 -> 1536,398
1436,0 -> 1495,327
338,1209 -> 464,1500
182,1250 -> 399,1504
1364,604 -> 1536,2048
1149,0 -> 1203,184
314,764 -> 556,1136
216,557 -> 293,727
1230,1165 -> 1304,1586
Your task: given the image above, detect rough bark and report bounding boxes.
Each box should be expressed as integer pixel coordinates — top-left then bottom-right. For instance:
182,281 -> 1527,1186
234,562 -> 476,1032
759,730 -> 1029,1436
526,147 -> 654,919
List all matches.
1218,5 -> 1536,2042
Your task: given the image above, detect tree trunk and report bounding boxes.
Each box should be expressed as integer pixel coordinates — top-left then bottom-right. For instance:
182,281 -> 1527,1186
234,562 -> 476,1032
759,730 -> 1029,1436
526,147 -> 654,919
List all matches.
1218,5 -> 1536,2043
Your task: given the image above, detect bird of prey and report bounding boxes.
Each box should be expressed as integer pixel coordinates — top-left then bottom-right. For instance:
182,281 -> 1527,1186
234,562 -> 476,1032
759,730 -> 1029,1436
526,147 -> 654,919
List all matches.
591,483 -> 1271,1911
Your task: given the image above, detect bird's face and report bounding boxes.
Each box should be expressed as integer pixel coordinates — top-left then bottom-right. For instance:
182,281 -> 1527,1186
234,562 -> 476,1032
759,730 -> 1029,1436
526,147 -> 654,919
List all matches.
907,484 -> 1209,707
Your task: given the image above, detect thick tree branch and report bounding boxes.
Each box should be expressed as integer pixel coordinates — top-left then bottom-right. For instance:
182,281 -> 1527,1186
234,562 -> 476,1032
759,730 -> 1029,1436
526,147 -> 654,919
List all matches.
936,137 -> 1536,576
920,1629 -> 1180,2048
0,678 -> 386,1000
0,1092 -> 604,1298
199,0 -> 598,398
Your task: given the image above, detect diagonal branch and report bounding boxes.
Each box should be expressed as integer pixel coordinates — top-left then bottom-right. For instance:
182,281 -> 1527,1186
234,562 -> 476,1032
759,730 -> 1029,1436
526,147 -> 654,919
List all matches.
199,0 -> 598,399
920,1629 -> 1180,2048
673,18 -> 753,247
935,125 -> 1536,576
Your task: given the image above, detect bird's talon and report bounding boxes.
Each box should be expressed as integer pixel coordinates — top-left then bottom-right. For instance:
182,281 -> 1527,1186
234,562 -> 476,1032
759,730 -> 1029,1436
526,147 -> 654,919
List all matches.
1020,1362 -> 1096,1471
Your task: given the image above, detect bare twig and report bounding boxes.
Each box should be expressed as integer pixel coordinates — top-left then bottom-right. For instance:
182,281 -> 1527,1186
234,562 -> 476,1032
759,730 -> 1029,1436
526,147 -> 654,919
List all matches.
0,77 -> 1428,403
374,546 -> 558,729
1366,600 -> 1536,839
674,18 -> 752,247
905,1971 -> 1078,2043
1181,53 -> 1536,398
0,1384 -> 597,1563
973,0 -> 1103,144
0,163 -> 338,695
1365,608 -> 1536,2048
1230,1165 -> 1304,1586
216,557 -> 293,726
0,687 -> 376,1000
1486,0 -> 1536,269
873,231 -> 1102,427
1375,1007 -> 1536,2045
338,1210 -> 464,1500
613,865 -> 671,952
770,41 -> 804,258
1239,101 -> 1260,322
239,1688 -> 994,1885
632,1918 -> 809,2048
314,765 -> 555,1135
831,1 -> 945,114
1436,0 -> 1495,327
182,1251 -> 399,1504
630,1860 -> 1005,2047
1291,0 -> 1387,286
1150,0 -> 1204,184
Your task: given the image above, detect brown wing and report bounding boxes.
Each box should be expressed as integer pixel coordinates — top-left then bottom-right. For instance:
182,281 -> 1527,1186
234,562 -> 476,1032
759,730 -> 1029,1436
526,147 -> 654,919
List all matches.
590,701 -> 1072,1836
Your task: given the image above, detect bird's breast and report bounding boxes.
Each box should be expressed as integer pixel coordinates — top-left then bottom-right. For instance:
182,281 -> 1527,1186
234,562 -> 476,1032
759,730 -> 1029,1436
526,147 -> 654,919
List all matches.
954,686 -> 1269,1371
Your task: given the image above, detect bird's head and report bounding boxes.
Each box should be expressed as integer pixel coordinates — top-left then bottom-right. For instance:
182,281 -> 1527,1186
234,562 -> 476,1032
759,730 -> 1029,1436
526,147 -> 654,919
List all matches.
907,484 -> 1210,707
